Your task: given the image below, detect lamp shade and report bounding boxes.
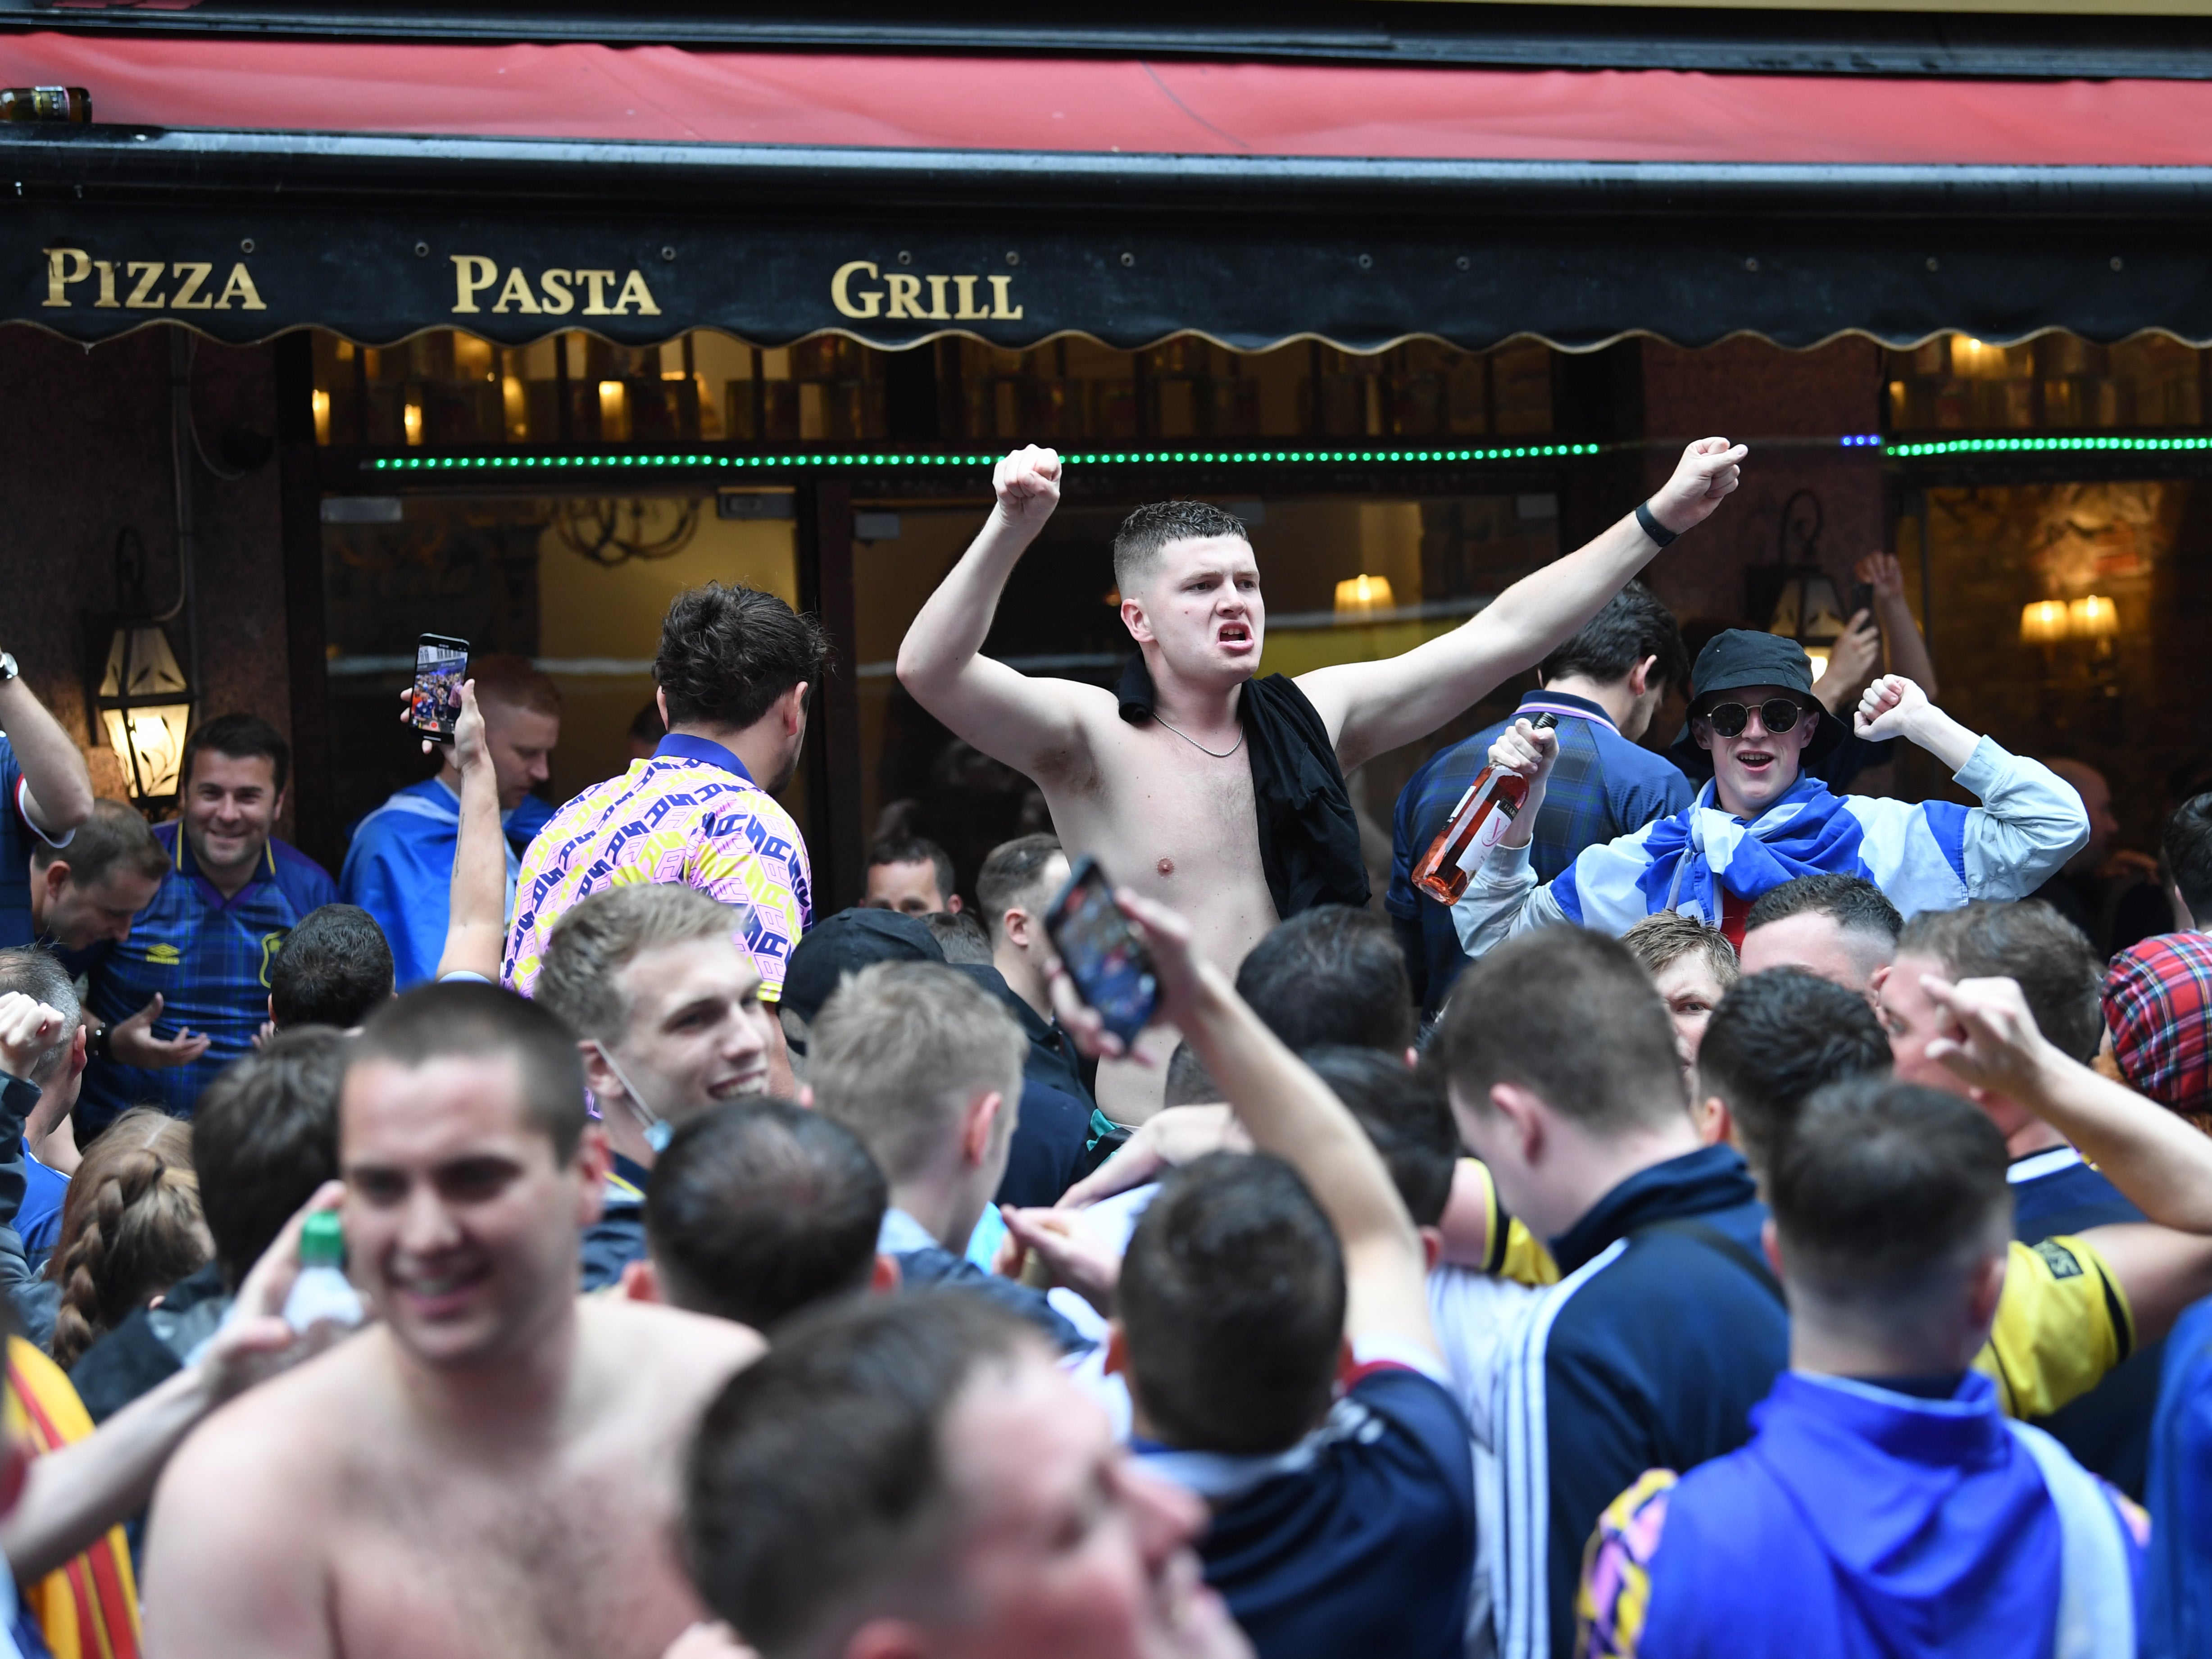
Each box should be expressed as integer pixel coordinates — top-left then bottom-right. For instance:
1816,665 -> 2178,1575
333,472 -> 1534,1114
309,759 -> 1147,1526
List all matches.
1334,573 -> 1395,616
2069,595 -> 2121,640
2020,600 -> 2071,644
97,624 -> 193,801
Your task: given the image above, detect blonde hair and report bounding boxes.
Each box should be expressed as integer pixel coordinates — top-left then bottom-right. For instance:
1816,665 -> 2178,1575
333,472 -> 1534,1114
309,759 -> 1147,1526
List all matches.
808,962 -> 1025,1182
1622,912 -> 1740,992
46,1109 -> 210,1368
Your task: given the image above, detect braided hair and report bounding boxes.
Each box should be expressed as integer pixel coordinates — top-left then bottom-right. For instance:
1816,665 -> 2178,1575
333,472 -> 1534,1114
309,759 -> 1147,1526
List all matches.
45,1109 -> 211,1369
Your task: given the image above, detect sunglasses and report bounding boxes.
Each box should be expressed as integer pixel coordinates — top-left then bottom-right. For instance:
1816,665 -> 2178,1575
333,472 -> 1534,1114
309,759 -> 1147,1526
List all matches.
1697,697 -> 1808,738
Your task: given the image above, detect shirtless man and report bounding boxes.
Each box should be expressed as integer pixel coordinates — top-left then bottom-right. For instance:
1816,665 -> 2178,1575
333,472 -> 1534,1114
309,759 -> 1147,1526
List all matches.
898,440 -> 1746,1121
140,981 -> 763,1659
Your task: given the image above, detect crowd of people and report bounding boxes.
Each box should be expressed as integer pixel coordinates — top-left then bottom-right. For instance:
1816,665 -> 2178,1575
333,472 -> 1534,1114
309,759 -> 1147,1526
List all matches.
0,436 -> 2206,1656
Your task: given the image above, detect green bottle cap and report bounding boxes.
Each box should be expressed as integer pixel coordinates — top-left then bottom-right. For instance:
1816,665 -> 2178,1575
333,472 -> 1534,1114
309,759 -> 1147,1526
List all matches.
299,1210 -> 345,1268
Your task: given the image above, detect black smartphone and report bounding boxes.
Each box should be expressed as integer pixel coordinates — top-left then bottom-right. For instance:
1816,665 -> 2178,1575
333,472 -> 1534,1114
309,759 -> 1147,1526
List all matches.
1043,855 -> 1159,1046
1849,581 -> 1876,622
410,633 -> 470,742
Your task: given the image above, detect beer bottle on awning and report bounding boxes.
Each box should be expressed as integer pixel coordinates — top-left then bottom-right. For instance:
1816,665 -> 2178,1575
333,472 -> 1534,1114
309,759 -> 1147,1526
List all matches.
1411,713 -> 1560,905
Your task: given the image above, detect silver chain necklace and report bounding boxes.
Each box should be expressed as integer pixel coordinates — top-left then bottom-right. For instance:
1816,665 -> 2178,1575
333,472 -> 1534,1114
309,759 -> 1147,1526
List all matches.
1151,715 -> 1245,759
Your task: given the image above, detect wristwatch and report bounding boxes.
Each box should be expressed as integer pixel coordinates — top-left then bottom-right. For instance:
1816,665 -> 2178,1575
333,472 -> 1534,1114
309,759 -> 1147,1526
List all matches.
0,652 -> 18,684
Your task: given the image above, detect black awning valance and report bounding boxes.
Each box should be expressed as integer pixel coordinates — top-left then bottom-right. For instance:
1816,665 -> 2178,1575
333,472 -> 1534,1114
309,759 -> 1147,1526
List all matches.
8,126 -> 2212,353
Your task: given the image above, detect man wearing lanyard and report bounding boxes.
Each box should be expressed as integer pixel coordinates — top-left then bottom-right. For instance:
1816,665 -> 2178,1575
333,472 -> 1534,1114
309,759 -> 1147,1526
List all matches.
1389,584 -> 1692,1018
504,582 -> 826,1095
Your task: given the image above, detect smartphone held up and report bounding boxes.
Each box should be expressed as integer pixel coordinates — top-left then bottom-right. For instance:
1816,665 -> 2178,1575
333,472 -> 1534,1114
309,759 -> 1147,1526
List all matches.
411,633 -> 469,743
1043,855 -> 1159,1045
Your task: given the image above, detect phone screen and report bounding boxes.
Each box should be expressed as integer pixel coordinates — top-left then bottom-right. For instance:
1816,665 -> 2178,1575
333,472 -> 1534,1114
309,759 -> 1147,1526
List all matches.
411,636 -> 469,741
1045,857 -> 1158,1045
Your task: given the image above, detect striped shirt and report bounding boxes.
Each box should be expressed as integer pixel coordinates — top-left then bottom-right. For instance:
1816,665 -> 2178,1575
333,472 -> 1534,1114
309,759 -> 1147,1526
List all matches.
504,734 -> 811,1003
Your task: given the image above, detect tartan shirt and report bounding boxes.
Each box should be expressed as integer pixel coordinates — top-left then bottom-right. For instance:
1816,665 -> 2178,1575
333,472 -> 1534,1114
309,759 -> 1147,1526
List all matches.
504,734 -> 811,1003
2103,933 -> 2212,1120
77,822 -> 337,1130
1389,690 -> 1690,1014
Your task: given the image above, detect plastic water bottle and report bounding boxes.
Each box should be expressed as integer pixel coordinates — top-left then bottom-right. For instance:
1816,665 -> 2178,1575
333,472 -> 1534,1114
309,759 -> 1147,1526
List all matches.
281,1210 -> 365,1337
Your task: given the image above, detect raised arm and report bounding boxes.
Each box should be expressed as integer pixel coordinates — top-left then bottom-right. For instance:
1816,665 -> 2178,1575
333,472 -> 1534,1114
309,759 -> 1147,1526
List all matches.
895,446 -> 1099,777
1923,973 -> 2212,1234
0,673 -> 92,838
1298,439 -> 1746,772
1108,891 -> 1437,1357
435,683 -> 506,982
1853,677 -> 2087,897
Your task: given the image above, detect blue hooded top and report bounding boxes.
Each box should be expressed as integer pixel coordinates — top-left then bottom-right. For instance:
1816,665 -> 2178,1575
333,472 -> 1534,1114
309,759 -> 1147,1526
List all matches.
1581,1369 -> 2144,1659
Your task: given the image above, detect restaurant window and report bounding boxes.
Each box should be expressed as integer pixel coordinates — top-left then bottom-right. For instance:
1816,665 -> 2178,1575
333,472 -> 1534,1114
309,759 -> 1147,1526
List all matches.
318,489 -> 800,839
308,328 -> 1557,447
1885,332 -> 2209,433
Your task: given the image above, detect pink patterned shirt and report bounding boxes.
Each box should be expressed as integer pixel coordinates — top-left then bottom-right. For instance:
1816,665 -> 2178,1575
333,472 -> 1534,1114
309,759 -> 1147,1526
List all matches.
503,735 -> 811,1003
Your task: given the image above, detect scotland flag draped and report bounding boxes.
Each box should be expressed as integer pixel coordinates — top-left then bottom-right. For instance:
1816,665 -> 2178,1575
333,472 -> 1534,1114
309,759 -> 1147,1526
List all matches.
1553,774 -> 1974,932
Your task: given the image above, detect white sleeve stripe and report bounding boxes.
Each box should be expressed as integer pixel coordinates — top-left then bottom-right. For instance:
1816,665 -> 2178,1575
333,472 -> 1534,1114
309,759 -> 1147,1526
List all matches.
15,776 -> 71,850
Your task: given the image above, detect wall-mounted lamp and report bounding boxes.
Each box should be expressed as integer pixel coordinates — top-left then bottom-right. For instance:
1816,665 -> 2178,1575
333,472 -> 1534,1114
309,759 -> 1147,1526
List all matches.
2019,600 -> 2071,645
1334,573 -> 1396,618
1752,491 -> 1846,680
96,624 -> 193,803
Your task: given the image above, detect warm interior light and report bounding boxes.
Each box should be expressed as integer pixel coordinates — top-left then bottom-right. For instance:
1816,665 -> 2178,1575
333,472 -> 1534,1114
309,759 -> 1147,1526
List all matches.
1804,649 -> 1832,682
310,389 -> 331,445
2069,594 -> 2121,640
100,706 -> 191,800
1334,573 -> 1396,616
2020,600 -> 2071,644
598,380 -> 629,441
402,400 -> 423,446
502,375 -> 528,439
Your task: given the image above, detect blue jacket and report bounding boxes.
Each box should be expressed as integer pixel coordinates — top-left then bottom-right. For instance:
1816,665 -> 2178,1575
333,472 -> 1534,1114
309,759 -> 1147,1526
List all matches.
1588,1369 -> 2144,1659
2146,1295 -> 2212,1656
1491,1145 -> 1789,1659
341,780 -> 554,989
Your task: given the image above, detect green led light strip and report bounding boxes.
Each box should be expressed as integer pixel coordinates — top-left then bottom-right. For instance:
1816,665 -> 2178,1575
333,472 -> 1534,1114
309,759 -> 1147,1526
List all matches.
1890,436 -> 2212,458
364,443 -> 1603,474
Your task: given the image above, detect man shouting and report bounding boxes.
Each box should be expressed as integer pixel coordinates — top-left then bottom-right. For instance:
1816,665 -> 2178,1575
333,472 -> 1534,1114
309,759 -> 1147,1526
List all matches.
897,440 -> 1746,1123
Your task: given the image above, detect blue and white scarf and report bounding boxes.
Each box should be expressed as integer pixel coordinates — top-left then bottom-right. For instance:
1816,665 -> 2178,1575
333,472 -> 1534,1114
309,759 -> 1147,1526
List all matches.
1553,774 -> 1973,932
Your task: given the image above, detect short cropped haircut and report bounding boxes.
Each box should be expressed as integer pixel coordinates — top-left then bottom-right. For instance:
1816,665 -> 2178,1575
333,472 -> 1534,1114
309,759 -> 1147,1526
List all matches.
1163,1041 -> 1220,1108
923,909 -> 992,964
181,712 -> 290,795
646,1099 -> 886,1331
809,963 -> 1026,1184
1235,905 -> 1416,1056
1306,1046 -> 1457,1227
868,836 -> 956,907
686,1293 -> 1037,1657
467,652 -> 562,720
1622,912 -> 1740,993
1431,928 -> 1686,1130
192,1028 -> 347,1288
655,582 -> 831,732
1897,900 -> 2104,1063
28,797 -> 167,889
535,884 -> 746,1049
0,945 -> 79,1083
1744,873 -> 1904,945
976,833 -> 1063,940
1696,968 -> 1890,1178
1539,580 -> 1689,693
1112,499 -> 1250,593
2167,791 -> 2212,923
1119,1152 -> 1344,1454
350,982 -> 589,1163
270,904 -> 394,1030
1772,1076 -> 2011,1303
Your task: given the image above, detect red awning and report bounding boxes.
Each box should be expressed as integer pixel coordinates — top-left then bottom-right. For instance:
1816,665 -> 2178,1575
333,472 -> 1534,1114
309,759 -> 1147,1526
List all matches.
4,29 -> 2212,166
